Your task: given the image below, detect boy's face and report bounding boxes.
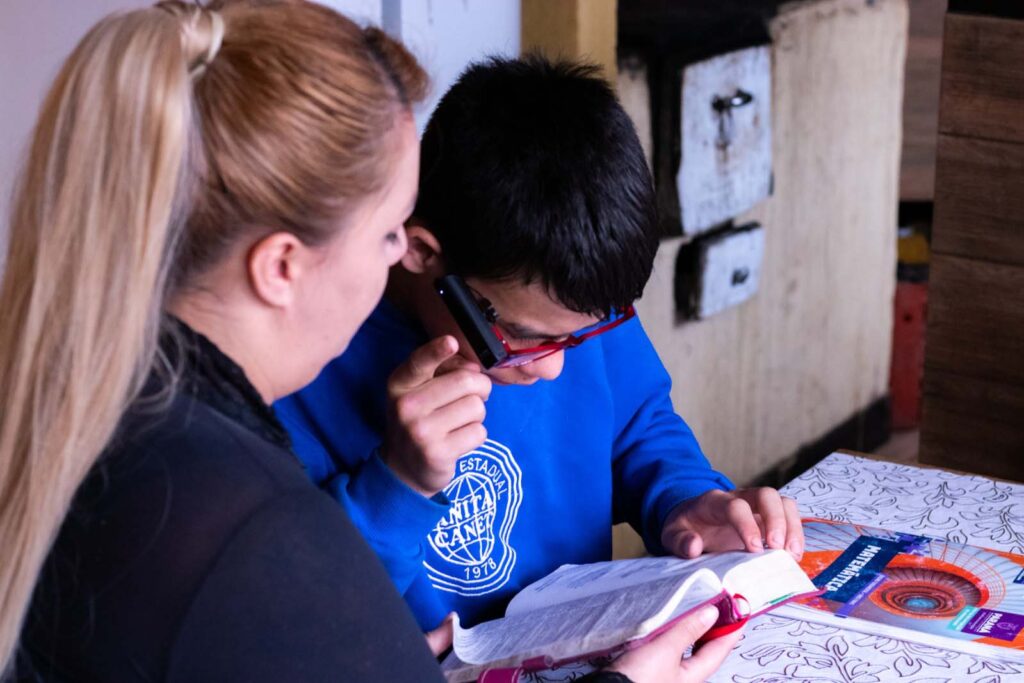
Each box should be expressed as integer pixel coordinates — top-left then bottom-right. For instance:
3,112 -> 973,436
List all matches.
422,277 -> 602,386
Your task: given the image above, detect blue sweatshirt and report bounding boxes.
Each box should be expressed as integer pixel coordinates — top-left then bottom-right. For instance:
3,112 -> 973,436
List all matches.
275,300 -> 734,629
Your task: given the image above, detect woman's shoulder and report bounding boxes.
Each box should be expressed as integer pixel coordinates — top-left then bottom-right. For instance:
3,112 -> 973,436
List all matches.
24,389 -> 444,683
21,392 -> 312,679
115,389 -> 307,489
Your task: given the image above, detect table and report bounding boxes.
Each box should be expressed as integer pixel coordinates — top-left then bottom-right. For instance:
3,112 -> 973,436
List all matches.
710,451 -> 1024,683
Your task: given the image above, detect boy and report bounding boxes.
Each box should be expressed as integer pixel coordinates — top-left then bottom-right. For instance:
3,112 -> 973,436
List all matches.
276,56 -> 802,629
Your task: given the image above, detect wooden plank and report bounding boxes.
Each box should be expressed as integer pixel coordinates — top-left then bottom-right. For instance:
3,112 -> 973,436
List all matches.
924,253 -> 1024,385
577,0 -> 617,79
923,369 -> 1024,427
939,13 -> 1024,144
521,0 -> 617,80
920,371 -> 1024,481
919,416 -> 1023,482
931,134 -> 1024,266
900,0 -> 947,200
948,0 -> 1024,20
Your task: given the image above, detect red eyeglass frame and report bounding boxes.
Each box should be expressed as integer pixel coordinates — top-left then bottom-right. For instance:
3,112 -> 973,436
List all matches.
489,305 -> 637,368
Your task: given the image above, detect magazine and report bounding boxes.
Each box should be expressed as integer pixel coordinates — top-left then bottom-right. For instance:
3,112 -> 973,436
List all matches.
441,549 -> 820,682
775,519 -> 1024,663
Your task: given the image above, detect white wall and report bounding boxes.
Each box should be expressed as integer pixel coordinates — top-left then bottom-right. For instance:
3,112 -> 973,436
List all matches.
319,0 -> 383,24
0,0 -> 520,258
0,0 -> 146,252
326,0 -> 521,130
391,0 -> 520,131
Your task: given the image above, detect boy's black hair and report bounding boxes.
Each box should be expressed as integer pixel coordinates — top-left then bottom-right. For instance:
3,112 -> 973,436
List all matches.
415,55 -> 659,317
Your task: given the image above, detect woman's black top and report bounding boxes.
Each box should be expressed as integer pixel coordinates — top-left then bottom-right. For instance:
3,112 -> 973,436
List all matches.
17,322 -> 446,682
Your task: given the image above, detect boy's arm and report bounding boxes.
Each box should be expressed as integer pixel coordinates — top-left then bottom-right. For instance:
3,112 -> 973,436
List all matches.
326,454 -> 450,595
606,317 -> 735,555
606,317 -> 803,559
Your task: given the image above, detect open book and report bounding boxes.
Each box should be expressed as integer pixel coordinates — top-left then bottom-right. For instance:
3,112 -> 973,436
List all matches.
441,549 -> 820,682
776,519 -> 1024,663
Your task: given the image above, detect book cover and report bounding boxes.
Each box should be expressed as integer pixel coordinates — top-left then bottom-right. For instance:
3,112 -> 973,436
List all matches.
781,519 -> 1024,662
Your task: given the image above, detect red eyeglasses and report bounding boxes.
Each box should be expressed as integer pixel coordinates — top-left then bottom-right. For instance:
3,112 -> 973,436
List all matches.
488,305 -> 637,368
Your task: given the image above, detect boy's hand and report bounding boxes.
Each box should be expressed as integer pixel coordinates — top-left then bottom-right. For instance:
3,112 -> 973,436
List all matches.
660,488 -> 804,560
381,336 -> 491,497
425,613 -> 455,656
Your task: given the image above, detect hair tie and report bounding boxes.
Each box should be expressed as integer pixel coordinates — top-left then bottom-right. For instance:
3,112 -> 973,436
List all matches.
189,11 -> 224,79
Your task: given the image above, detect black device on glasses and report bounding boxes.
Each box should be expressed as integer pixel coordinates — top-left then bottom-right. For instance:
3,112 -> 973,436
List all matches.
434,274 -> 509,369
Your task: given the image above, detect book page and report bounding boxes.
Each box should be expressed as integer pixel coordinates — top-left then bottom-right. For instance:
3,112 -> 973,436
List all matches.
722,549 -> 820,614
449,551 -> 813,677
452,571 -> 722,667
505,555 -> 723,616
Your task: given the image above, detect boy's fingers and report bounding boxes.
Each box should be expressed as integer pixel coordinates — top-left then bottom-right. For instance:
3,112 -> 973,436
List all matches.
782,496 -> 804,558
444,422 -> 488,458
662,527 -> 704,559
724,496 -> 763,552
436,355 -> 482,376
427,394 -> 487,435
408,369 -> 492,414
679,626 -> 745,681
740,488 -> 786,550
424,613 -> 455,656
389,336 -> 459,395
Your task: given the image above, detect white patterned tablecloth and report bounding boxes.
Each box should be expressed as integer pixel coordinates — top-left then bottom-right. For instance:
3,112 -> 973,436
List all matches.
710,452 -> 1024,683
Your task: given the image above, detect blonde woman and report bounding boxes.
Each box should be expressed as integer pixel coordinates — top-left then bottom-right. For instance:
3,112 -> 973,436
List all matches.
0,1 -> 742,681
0,1 -> 442,680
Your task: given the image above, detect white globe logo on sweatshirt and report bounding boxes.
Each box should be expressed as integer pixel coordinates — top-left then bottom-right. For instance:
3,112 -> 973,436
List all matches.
425,439 -> 523,595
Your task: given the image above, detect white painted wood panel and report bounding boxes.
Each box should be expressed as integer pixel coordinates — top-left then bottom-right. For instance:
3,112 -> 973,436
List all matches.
678,45 -> 773,235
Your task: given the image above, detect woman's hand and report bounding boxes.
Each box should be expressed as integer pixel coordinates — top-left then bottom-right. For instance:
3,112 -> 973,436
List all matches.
603,605 -> 744,683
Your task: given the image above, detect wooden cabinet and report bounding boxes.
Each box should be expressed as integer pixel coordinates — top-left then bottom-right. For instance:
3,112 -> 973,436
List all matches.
919,5 -> 1024,481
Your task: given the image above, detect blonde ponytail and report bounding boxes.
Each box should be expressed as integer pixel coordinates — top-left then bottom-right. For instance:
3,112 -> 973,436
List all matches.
0,5 -> 222,674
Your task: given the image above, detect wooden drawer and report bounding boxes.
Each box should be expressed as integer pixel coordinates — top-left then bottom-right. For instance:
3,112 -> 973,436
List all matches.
675,223 -> 765,319
677,45 -> 772,236
924,253 -> 1024,385
939,13 -> 1024,144
920,369 -> 1024,481
932,134 -> 1024,266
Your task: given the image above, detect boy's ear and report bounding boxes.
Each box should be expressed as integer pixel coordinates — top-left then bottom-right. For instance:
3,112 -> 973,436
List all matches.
402,221 -> 445,276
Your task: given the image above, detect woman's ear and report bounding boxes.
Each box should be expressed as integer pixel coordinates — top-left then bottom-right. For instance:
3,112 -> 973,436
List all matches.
246,231 -> 307,307
402,221 -> 444,276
